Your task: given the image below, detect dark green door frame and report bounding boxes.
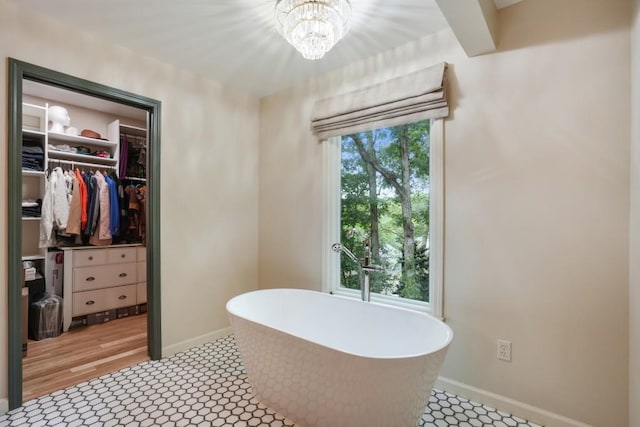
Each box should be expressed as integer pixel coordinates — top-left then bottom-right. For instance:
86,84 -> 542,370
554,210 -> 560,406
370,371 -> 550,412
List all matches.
7,58 -> 162,410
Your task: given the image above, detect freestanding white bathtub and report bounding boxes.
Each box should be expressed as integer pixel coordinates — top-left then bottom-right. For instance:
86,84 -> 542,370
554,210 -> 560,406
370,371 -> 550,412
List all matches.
226,289 -> 453,427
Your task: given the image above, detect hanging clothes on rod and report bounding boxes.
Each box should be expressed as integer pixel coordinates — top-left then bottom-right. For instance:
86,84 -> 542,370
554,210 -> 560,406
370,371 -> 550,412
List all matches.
82,170 -> 98,241
122,182 -> 147,245
119,134 -> 128,178
120,132 -> 147,179
106,173 -> 120,238
41,161 -> 122,247
66,171 -> 82,236
39,167 -> 70,247
89,170 -> 112,247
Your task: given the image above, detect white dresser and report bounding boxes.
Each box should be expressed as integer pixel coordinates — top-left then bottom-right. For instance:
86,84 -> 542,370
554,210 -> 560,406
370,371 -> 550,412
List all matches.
62,245 -> 146,331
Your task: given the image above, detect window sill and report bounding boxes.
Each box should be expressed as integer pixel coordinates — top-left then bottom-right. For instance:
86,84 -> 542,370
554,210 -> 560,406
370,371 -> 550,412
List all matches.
330,287 -> 443,320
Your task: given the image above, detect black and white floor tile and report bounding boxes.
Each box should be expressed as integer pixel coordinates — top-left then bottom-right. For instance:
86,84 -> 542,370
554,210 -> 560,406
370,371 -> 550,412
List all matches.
0,335 -> 542,427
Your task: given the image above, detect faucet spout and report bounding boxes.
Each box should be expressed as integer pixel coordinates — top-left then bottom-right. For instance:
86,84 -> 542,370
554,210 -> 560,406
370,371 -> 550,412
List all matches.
331,240 -> 384,302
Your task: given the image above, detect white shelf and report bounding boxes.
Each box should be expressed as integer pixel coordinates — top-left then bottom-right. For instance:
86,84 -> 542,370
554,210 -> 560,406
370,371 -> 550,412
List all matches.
48,150 -> 117,165
23,102 -> 46,111
22,102 -> 46,133
120,124 -> 147,137
22,170 -> 45,177
22,129 -> 46,138
22,217 -> 41,221
48,131 -> 117,149
59,243 -> 143,251
22,254 -> 45,261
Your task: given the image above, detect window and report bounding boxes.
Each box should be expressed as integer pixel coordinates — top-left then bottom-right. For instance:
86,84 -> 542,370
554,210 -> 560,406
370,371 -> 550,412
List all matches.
323,119 -> 443,316
314,62 -> 448,317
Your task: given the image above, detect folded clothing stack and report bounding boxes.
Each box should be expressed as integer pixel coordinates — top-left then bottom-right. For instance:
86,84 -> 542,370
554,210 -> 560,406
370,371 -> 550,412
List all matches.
48,144 -> 111,158
48,144 -> 77,153
22,199 -> 41,218
22,138 -> 44,172
24,267 -> 37,281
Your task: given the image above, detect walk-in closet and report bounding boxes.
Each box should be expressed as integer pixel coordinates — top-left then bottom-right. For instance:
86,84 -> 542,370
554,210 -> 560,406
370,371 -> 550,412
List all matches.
16,78 -> 151,401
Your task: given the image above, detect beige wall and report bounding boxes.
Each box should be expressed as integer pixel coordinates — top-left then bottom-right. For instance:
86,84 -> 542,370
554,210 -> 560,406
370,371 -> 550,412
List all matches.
631,1 -> 640,426
0,0 -> 260,401
259,0 -> 630,425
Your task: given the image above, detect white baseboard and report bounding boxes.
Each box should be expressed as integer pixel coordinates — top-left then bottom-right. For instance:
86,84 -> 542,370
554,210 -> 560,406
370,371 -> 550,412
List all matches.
0,398 -> 8,415
435,377 -> 592,427
162,327 -> 233,358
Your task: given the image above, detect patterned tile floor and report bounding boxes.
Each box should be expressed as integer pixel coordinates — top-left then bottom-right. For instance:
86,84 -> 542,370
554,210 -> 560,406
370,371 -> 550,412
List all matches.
0,335 -> 542,427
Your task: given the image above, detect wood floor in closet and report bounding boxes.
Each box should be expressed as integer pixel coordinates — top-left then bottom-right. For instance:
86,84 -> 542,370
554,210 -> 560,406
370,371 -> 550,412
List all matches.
22,313 -> 149,402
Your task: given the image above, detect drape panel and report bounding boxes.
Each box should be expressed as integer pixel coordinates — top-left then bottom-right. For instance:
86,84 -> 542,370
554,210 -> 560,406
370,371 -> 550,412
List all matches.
311,62 -> 449,139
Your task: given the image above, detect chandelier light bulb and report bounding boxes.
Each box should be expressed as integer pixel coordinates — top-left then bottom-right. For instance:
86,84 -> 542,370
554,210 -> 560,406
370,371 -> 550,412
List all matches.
275,0 -> 352,60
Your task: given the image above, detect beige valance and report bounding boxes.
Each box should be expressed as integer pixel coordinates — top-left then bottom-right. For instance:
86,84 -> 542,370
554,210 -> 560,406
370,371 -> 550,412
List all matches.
311,62 -> 449,139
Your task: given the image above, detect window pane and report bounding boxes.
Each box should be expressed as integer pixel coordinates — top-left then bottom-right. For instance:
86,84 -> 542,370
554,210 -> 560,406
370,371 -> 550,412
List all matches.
340,120 -> 430,303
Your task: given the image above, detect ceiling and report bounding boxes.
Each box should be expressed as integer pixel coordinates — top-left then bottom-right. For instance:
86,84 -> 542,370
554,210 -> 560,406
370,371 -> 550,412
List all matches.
10,0 -> 519,98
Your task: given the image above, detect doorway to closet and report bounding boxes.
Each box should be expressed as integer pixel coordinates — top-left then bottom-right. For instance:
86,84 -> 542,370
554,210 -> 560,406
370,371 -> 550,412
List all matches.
8,59 -> 162,410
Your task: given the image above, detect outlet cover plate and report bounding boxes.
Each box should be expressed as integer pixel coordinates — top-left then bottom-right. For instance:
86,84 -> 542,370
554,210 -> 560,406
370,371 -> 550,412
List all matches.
497,339 -> 512,362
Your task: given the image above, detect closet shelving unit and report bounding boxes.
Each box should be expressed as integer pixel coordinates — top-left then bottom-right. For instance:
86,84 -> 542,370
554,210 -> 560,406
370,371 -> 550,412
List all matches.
20,95 -> 149,333
47,138 -> 118,166
48,131 -> 119,167
21,103 -> 47,262
21,100 -> 123,262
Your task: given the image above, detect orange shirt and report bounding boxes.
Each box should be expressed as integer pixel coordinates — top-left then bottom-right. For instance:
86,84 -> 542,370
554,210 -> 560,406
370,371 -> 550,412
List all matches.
75,169 -> 88,231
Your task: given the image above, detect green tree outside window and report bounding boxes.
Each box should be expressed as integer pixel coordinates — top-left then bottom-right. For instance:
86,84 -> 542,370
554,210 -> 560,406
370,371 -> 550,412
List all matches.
340,120 -> 431,303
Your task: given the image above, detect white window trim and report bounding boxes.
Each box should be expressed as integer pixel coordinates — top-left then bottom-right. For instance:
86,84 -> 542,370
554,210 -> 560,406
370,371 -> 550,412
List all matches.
322,118 -> 444,318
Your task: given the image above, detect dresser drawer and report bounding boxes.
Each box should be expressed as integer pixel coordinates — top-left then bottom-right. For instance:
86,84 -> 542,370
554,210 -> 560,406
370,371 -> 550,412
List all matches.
73,263 -> 137,292
72,284 -> 137,316
137,261 -> 146,282
107,247 -> 137,264
137,246 -> 146,262
104,284 -> 137,310
73,249 -> 107,267
72,289 -> 107,316
137,282 -> 147,304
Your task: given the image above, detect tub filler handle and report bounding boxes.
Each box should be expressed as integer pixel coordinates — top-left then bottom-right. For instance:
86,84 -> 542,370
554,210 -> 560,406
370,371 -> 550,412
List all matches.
331,238 -> 384,302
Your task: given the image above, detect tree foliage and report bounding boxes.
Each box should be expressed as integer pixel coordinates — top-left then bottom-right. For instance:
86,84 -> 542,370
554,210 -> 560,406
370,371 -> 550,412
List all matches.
339,120 -> 431,302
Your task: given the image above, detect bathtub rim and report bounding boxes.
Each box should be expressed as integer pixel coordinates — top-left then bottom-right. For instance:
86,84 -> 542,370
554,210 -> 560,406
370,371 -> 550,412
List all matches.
226,288 -> 453,360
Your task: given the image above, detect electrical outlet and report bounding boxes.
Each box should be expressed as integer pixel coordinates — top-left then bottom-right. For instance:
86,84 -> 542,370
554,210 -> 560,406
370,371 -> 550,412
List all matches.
497,340 -> 512,362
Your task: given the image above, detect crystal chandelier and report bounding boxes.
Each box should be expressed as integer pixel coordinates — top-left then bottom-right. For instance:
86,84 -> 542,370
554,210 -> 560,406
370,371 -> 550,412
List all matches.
274,0 -> 352,60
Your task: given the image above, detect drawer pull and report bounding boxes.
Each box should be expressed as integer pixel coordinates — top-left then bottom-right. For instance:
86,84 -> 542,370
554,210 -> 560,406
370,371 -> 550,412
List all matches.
86,276 -> 96,282
119,273 -> 127,278
85,300 -> 95,305
118,295 -> 127,300
121,254 -> 126,258
88,256 -> 93,261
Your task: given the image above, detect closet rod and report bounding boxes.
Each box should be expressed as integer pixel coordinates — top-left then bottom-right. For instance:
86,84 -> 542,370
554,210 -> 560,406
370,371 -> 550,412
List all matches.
47,159 -> 117,170
122,176 -> 146,182
121,132 -> 146,138
121,133 -> 147,143
119,123 -> 146,133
